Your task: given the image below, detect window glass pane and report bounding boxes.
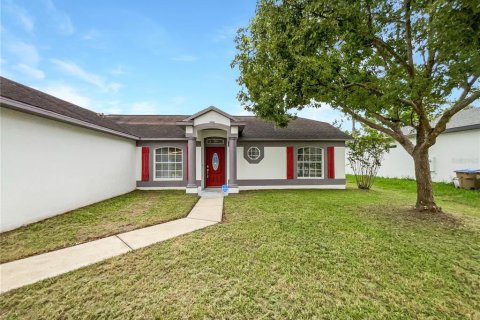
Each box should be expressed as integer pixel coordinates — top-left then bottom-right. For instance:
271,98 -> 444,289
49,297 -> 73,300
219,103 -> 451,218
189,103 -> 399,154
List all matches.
296,147 -> 322,178
154,147 -> 183,179
298,162 -> 305,177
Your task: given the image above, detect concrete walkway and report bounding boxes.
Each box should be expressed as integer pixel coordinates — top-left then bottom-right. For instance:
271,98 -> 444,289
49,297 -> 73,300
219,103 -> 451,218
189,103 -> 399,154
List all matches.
0,196 -> 223,293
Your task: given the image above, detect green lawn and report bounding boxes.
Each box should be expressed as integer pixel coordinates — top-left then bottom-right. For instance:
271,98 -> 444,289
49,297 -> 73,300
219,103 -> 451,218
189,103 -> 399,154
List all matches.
0,190 -> 198,263
1,177 -> 479,319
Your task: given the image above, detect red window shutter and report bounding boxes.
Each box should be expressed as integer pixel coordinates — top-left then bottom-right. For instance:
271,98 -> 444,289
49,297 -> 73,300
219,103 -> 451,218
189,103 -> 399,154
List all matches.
286,146 -> 294,179
141,147 -> 149,181
327,147 -> 335,179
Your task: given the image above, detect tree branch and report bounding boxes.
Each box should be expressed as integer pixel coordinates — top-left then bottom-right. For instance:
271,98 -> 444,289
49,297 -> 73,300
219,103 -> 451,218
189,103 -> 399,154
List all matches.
458,74 -> 480,102
371,37 -> 414,77
404,0 -> 414,77
343,82 -> 416,108
342,108 -> 415,154
424,13 -> 436,80
428,90 -> 480,144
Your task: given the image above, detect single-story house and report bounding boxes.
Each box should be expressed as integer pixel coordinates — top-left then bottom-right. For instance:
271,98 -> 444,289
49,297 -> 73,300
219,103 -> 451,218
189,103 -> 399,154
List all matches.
346,107 -> 480,182
1,77 -> 350,231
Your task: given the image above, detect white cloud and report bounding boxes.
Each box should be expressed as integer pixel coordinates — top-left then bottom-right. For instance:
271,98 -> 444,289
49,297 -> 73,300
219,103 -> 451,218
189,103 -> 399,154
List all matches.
296,104 -> 352,130
5,2 -> 34,33
51,59 -> 122,92
40,84 -> 91,107
121,96 -> 189,115
6,41 -> 40,65
130,101 -> 159,114
296,104 -> 340,122
45,0 -> 74,35
82,29 -> 100,41
14,64 -> 45,79
110,65 -> 126,76
93,100 -> 123,114
231,104 -> 253,116
172,55 -> 198,62
212,25 -> 238,43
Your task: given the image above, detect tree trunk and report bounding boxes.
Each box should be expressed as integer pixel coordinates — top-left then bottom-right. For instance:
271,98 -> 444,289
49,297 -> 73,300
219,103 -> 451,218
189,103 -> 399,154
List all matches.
412,148 -> 440,212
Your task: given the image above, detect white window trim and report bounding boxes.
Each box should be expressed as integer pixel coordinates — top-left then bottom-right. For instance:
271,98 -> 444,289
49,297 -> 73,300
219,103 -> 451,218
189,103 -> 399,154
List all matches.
296,147 -> 324,179
153,147 -> 184,181
247,146 -> 261,161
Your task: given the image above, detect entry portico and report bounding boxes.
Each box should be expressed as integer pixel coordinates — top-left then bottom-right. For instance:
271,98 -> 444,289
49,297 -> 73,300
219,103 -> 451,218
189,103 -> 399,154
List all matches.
176,106 -> 244,194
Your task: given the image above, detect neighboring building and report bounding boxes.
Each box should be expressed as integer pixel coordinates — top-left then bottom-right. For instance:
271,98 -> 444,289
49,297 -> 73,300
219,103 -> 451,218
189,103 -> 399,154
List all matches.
0,77 -> 350,231
346,108 -> 480,183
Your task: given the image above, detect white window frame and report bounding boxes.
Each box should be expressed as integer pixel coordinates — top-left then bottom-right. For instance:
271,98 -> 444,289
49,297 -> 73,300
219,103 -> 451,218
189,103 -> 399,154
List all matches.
247,146 -> 261,161
296,147 -> 324,179
153,147 -> 183,181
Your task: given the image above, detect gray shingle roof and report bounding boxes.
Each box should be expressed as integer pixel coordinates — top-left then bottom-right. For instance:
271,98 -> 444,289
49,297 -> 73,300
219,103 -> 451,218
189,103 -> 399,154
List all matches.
237,116 -> 351,140
1,76 -> 351,141
105,115 -> 188,139
401,107 -> 480,135
0,76 -> 136,137
443,107 -> 480,130
106,114 -> 351,140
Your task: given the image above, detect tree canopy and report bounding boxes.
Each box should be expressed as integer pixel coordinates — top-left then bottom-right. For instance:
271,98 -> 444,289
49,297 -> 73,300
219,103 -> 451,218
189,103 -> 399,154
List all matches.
233,0 -> 480,211
233,0 -> 479,145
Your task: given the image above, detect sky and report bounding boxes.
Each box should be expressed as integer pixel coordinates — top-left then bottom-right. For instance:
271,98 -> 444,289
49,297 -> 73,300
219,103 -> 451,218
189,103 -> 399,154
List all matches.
0,0 -> 343,124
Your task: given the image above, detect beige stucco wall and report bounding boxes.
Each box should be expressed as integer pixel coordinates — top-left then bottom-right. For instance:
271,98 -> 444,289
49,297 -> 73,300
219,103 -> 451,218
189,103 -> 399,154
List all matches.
237,146 -> 287,180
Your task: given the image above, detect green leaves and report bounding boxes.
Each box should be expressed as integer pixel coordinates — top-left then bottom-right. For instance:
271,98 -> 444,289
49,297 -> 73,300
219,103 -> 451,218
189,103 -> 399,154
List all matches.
232,0 -> 479,131
347,128 -> 392,190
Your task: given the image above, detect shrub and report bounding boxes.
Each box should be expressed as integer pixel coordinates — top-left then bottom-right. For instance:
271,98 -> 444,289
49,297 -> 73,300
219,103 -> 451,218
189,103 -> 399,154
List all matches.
347,129 -> 391,190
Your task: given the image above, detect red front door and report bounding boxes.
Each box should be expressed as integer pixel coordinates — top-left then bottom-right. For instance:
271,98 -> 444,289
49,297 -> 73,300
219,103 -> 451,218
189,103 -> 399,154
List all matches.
205,147 -> 225,187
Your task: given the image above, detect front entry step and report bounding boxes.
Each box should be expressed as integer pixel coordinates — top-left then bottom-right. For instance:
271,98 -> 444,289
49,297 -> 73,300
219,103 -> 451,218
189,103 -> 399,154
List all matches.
198,188 -> 225,197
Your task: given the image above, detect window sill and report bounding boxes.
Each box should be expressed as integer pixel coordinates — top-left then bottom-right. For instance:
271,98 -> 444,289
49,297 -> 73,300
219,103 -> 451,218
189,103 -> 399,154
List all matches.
296,177 -> 325,179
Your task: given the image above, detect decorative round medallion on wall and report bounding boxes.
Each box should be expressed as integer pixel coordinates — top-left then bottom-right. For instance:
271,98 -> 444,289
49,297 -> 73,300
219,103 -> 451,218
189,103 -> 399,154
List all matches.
243,145 -> 264,164
212,153 -> 219,171
247,147 -> 261,161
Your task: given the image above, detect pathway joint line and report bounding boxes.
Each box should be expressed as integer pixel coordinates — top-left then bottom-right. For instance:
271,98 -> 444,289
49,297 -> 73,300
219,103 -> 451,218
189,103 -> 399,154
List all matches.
186,217 -> 221,223
115,235 -> 134,251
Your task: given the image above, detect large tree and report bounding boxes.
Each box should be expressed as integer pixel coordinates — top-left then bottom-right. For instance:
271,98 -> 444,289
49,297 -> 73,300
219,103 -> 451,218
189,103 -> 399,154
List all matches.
233,0 -> 480,212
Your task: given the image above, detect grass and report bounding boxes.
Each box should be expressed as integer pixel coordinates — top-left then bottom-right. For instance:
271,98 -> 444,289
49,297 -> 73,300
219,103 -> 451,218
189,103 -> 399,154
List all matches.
0,190 -> 198,263
1,177 -> 479,319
